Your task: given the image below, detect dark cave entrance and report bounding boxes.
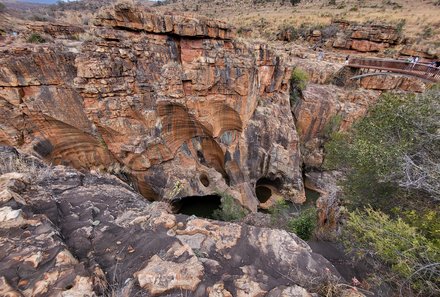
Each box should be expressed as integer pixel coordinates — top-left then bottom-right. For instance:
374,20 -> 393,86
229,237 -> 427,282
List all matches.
171,195 -> 221,219
255,177 -> 282,203
256,185 -> 272,203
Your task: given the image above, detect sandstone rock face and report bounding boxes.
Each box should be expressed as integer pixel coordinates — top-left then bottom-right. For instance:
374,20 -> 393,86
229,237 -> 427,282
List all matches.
359,75 -> 426,92
292,83 -> 380,168
0,4 -> 304,210
0,147 -> 342,296
25,22 -> 85,39
291,58 -> 341,84
400,45 -> 439,60
332,20 -> 402,53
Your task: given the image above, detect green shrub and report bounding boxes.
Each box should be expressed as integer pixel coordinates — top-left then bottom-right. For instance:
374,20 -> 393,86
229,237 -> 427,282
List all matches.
396,19 -> 406,34
289,67 -> 309,107
268,199 -> 290,227
27,33 -> 46,43
399,209 -> 440,248
344,207 -> 440,295
324,90 -> 440,209
321,114 -> 342,138
0,2 -> 6,13
213,193 -> 248,222
291,67 -> 309,91
288,207 -> 317,240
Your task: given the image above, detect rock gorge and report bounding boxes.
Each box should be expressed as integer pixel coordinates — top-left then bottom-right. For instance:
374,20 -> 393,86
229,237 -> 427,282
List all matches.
1,2 -> 434,296
0,3 -> 305,212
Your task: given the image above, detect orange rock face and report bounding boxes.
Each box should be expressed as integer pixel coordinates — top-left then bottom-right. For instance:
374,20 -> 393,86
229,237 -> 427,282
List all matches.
293,84 -> 380,168
0,4 -> 304,210
332,20 -> 402,53
359,75 -> 426,92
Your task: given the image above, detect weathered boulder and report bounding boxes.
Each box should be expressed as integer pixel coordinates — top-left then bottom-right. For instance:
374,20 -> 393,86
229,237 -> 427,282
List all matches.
25,22 -> 85,39
331,20 -> 402,53
0,4 -> 304,210
0,148 -> 344,296
290,58 -> 341,84
400,45 -> 439,60
359,75 -> 426,92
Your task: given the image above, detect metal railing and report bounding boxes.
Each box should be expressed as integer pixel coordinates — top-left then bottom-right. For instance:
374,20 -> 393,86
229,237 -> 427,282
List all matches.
347,57 -> 440,82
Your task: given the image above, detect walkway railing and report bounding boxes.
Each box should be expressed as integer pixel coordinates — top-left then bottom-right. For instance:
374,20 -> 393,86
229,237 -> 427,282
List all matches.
347,57 -> 440,82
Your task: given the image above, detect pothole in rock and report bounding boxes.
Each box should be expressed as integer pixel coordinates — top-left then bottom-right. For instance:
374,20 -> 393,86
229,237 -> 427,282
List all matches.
199,173 -> 210,187
171,195 -> 221,219
256,185 -> 272,203
304,188 -> 320,206
255,177 -> 282,203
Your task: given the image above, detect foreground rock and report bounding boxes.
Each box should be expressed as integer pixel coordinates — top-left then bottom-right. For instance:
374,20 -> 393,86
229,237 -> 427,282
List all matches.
0,3 -> 304,211
0,147 -> 353,296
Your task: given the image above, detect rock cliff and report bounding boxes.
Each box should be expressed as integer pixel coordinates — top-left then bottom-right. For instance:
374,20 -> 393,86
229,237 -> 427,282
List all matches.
0,4 -> 304,211
331,20 -> 403,53
0,147 -> 347,297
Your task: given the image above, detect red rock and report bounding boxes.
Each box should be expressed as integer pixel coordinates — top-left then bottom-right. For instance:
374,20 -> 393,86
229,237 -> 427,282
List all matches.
0,5 -> 304,211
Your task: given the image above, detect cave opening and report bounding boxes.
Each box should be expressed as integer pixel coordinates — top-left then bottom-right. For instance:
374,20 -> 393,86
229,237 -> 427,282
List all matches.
256,186 -> 272,203
255,177 -> 282,203
171,195 -> 221,219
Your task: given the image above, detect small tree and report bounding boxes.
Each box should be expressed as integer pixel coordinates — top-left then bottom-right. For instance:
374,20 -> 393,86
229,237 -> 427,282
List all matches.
288,207 -> 317,240
27,33 -> 46,43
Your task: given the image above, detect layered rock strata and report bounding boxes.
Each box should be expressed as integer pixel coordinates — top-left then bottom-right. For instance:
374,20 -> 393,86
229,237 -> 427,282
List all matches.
0,4 -> 304,210
0,147 -> 347,297
331,20 -> 402,53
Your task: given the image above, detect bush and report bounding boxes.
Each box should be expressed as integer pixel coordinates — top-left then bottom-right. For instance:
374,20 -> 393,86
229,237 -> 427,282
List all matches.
291,67 -> 309,91
344,207 -> 440,295
268,198 -> 290,226
288,207 -> 317,240
324,89 -> 440,208
289,67 -> 308,107
27,33 -> 46,43
213,193 -> 248,222
396,19 -> 406,34
0,2 -> 6,13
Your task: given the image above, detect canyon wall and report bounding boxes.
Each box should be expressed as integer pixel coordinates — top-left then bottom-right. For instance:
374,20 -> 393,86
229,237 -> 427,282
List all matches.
0,4 -> 304,211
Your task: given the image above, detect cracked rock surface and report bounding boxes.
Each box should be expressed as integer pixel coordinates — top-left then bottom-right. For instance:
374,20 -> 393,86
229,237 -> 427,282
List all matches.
0,147 -> 346,297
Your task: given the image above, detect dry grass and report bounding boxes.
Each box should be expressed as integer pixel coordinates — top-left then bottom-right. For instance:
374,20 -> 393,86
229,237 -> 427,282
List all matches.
156,0 -> 440,45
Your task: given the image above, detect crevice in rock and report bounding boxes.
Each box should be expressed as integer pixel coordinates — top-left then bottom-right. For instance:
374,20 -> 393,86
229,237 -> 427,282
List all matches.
171,195 -> 221,219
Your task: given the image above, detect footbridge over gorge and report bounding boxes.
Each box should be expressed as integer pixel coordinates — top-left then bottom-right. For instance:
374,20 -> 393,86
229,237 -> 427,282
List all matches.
345,57 -> 440,83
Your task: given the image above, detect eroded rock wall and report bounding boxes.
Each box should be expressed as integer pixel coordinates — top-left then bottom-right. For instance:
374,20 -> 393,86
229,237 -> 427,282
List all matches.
331,20 -> 402,53
0,4 -> 304,210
